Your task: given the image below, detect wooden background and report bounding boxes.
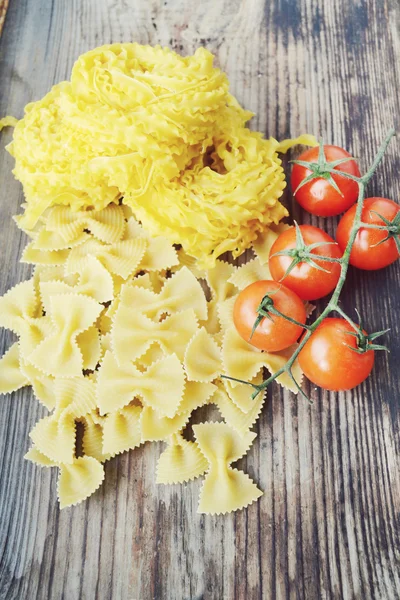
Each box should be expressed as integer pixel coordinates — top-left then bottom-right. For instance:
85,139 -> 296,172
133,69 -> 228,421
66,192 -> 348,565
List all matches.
0,0 -> 399,598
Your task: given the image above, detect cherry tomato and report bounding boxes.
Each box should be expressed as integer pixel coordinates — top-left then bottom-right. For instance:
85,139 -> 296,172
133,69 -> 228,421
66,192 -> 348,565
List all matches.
233,280 -> 306,352
291,145 -> 361,216
269,225 -> 342,300
336,197 -> 400,270
298,318 -> 374,391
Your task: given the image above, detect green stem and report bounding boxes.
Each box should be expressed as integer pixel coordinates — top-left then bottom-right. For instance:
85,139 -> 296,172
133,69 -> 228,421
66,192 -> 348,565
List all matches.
249,129 -> 396,398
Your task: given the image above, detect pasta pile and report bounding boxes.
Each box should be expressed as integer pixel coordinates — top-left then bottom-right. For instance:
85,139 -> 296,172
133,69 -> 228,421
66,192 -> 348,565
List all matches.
1,43 -> 314,267
0,204 -> 305,512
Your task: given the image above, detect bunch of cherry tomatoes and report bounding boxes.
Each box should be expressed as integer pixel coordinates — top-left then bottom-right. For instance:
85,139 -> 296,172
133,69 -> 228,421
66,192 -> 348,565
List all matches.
233,144 -> 400,392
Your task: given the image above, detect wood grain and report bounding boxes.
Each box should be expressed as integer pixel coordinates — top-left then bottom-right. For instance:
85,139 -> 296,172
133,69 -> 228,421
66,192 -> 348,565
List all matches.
0,0 -> 8,36
0,1 -> 399,599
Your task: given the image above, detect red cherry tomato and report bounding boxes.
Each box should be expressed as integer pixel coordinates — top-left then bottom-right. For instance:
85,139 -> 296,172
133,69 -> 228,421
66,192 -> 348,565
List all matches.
336,197 -> 400,270
298,318 -> 375,391
291,145 -> 361,216
233,280 -> 306,352
269,225 -> 342,300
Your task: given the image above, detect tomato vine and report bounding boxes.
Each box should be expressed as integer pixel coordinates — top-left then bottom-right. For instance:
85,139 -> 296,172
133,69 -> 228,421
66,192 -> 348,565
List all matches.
223,128 -> 396,401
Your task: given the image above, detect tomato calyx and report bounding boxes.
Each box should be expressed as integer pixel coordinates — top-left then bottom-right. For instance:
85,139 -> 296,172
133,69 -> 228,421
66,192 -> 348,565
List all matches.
362,210 -> 400,253
339,308 -> 390,354
291,140 -> 360,197
270,221 -> 342,279
250,290 -> 309,341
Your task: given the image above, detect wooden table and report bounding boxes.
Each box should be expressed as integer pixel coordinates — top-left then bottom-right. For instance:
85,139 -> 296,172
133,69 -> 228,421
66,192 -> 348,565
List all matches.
0,1 -> 399,598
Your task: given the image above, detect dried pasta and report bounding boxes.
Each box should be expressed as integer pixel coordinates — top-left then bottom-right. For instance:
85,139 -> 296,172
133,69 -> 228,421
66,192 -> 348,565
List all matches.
0,43 -> 314,512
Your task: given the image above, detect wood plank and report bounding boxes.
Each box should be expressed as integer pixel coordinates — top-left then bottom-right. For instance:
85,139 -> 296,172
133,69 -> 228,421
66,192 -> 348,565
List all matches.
0,1 -> 399,599
0,0 -> 8,37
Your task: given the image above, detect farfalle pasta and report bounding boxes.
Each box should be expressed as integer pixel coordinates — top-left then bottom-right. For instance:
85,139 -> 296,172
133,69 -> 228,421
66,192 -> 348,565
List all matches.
193,422 -> 263,514
0,43 -> 315,512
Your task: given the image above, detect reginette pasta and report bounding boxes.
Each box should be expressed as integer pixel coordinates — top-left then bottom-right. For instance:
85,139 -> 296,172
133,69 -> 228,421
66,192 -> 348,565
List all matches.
2,43 -> 315,267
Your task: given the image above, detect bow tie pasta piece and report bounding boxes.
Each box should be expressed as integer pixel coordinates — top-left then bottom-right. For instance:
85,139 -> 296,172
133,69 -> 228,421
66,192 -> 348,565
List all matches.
33,265 -> 78,288
156,432 -> 208,484
32,229 -> 88,252
57,456 -> 105,509
77,326 -> 101,371
193,422 -> 263,514
21,243 -> 70,266
175,249 -> 205,280
205,259 -> 238,303
19,361 -> 55,409
176,381 -> 217,414
211,386 -> 266,436
97,351 -> 185,417
140,381 -> 216,441
65,238 -> 147,280
81,413 -> 112,462
140,406 -> 190,442
0,278 -> 55,362
252,222 -> 290,265
262,344 -> 304,394
112,306 -> 199,365
222,327 -> 266,383
0,279 -> 40,332
30,413 -> 76,464
53,377 -> 97,421
119,267 -> 207,322
217,295 -> 237,333
45,204 -> 126,244
228,257 -> 271,290
102,405 -> 142,456
222,327 -> 302,394
184,327 -> 222,383
28,293 -> 102,377
123,217 -> 179,272
25,445 -> 58,467
39,257 -> 114,306
223,371 -> 264,413
0,343 -> 29,395
18,316 -> 54,360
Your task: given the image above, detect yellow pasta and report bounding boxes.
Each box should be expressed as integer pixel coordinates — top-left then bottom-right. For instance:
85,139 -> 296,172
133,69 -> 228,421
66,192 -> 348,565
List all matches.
211,386 -> 266,436
53,377 -> 97,421
21,243 -> 70,266
193,422 -> 263,514
65,238 -> 147,280
28,294 -> 102,377
112,306 -> 199,364
184,327 -> 222,382
97,351 -> 185,417
45,204 -> 126,244
222,326 -> 302,394
141,407 -> 191,442
228,257 -> 271,290
0,343 -> 28,394
252,222 -> 290,265
102,405 -> 142,456
57,456 -> 105,509
156,432 -> 208,484
81,413 -> 111,463
30,413 -> 76,464
0,43 -> 315,512
25,446 -> 58,467
118,267 -> 208,322
19,361 -> 55,410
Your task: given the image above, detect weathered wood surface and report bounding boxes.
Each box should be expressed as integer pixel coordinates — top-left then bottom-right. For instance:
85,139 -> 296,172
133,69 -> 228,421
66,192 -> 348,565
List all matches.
0,0 -> 399,599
